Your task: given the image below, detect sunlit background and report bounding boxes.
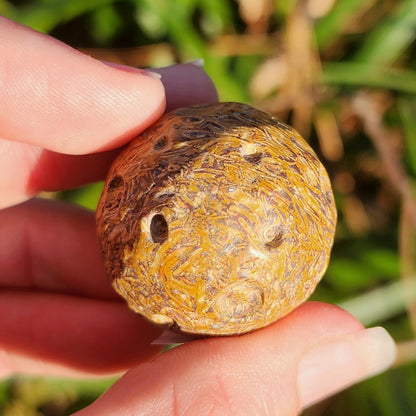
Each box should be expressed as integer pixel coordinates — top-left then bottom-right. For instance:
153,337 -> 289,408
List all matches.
1,0 -> 416,414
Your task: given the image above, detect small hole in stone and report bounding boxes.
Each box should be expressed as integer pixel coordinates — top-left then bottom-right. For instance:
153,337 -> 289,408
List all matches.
243,152 -> 263,164
150,214 -> 168,243
108,175 -> 123,190
154,137 -> 168,151
264,231 -> 283,250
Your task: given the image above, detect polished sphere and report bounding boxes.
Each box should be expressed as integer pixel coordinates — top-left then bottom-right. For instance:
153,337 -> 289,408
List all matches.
96,102 -> 337,336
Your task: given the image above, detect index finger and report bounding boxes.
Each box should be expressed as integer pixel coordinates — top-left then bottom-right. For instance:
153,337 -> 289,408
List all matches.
0,17 -> 165,155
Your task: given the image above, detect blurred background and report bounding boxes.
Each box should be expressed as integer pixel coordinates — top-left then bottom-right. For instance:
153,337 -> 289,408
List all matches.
1,0 -> 416,414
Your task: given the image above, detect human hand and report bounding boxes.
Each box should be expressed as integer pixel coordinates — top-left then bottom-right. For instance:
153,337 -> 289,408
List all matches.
75,302 -> 396,415
0,15 -> 217,375
0,17 -> 396,415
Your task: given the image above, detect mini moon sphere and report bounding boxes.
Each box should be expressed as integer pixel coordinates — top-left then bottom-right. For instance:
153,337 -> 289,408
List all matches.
96,102 -> 337,336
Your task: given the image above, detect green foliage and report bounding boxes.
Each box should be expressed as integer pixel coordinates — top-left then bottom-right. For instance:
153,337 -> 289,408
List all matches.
1,0 -> 416,414
322,63 -> 416,93
314,0 -> 366,49
353,0 -> 416,65
399,97 -> 416,177
1,0 -> 114,33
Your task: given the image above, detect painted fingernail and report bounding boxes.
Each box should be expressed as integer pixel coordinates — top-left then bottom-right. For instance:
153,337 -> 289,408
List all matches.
297,327 -> 397,410
102,61 -> 162,79
186,59 -> 204,67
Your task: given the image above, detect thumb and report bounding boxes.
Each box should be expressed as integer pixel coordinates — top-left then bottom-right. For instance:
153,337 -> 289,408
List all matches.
74,302 -> 396,416
0,17 -> 165,155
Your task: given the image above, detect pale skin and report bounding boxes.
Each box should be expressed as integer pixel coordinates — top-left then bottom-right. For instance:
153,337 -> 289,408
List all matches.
0,17 -> 397,415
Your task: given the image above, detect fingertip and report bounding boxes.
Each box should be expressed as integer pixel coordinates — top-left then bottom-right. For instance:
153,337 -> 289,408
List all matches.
0,20 -> 166,154
53,59 -> 167,154
297,326 -> 397,410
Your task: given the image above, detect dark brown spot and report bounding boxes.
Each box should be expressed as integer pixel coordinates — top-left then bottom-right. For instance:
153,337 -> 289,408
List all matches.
108,175 -> 123,190
150,214 -> 169,243
264,231 -> 284,250
243,152 -> 263,164
243,152 -> 263,165
154,137 -> 168,151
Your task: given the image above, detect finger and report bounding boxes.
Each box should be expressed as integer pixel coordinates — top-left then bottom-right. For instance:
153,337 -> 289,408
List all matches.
0,140 -> 120,208
0,17 -> 165,155
0,291 -> 162,378
0,198 -> 115,299
75,302 -> 396,416
0,61 -> 218,208
0,199 -> 163,377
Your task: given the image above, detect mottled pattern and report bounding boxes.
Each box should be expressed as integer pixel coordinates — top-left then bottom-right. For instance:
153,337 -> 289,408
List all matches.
96,102 -> 337,336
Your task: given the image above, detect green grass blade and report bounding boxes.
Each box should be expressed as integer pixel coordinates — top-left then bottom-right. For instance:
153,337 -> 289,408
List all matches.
314,0 -> 370,50
322,62 -> 416,93
9,0 -> 113,33
0,0 -> 17,18
338,279 -> 416,326
137,0 -> 248,102
398,97 -> 416,177
354,0 -> 416,65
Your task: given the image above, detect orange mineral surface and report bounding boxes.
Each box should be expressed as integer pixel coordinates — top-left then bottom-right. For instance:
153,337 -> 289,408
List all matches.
96,102 -> 336,336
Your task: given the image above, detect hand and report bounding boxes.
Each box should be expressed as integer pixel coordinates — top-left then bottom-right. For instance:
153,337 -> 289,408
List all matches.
0,17 -> 396,415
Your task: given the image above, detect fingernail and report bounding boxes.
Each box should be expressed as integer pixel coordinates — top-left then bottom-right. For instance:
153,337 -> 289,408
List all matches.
297,327 -> 397,410
102,61 -> 162,79
185,58 -> 204,67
